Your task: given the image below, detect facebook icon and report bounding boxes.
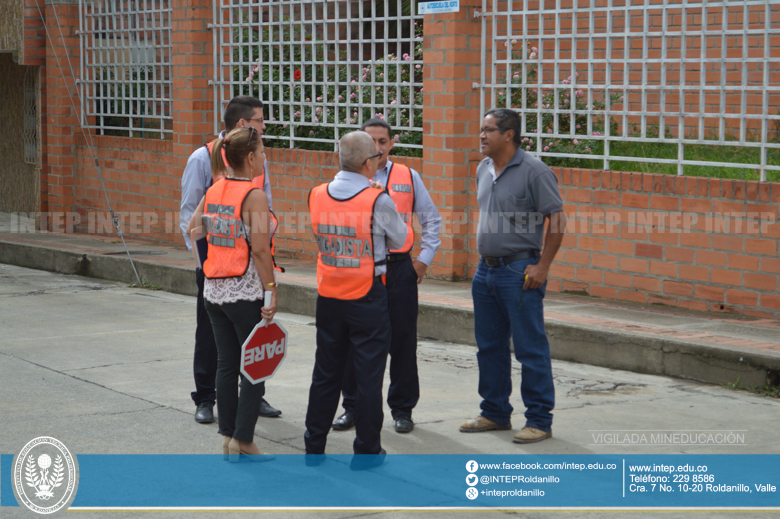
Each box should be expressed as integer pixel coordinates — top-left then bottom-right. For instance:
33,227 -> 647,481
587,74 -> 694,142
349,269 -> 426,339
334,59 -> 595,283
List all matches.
466,460 -> 478,473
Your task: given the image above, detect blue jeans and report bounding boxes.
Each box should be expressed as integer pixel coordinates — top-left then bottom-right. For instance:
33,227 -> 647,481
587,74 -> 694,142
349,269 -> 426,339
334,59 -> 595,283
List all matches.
472,258 -> 554,432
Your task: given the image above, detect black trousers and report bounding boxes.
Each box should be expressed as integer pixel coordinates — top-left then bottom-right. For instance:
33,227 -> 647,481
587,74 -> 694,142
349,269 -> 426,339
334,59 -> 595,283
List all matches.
341,257 -> 419,419
205,298 -> 266,442
304,279 -> 391,455
191,268 -> 218,405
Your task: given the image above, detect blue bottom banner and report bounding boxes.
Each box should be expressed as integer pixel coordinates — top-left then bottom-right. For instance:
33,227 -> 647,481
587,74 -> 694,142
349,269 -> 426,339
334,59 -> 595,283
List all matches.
3,454 -> 779,509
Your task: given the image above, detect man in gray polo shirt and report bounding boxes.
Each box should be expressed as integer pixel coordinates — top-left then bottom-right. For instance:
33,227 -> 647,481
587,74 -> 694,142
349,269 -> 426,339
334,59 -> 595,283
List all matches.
460,108 -> 567,444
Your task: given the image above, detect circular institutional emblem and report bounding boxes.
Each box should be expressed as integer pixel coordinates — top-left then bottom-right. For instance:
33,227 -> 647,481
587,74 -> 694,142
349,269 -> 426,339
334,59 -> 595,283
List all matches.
14,437 -> 78,514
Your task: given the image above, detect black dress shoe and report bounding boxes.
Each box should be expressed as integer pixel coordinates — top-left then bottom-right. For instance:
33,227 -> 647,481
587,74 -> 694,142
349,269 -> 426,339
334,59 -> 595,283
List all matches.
258,398 -> 282,418
349,449 -> 386,471
304,453 -> 326,467
394,415 -> 414,433
195,402 -> 215,424
331,411 -> 355,431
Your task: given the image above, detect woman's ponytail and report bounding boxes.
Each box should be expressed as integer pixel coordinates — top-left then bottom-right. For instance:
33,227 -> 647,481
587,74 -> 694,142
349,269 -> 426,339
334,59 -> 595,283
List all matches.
211,138 -> 227,182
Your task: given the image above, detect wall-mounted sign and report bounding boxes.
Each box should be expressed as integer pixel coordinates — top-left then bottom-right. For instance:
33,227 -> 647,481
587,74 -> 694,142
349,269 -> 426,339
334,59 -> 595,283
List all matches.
418,0 -> 460,15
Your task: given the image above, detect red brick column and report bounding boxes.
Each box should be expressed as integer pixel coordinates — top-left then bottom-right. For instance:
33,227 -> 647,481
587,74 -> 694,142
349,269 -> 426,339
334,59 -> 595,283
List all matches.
421,1 -> 483,280
170,0 -> 215,241
24,0 -> 47,67
41,0 -> 80,230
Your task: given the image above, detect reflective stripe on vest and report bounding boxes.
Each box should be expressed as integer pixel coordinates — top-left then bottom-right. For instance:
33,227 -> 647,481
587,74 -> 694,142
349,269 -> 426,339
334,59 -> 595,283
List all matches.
202,178 -> 255,279
386,163 -> 415,253
269,209 -> 285,273
309,183 -> 383,300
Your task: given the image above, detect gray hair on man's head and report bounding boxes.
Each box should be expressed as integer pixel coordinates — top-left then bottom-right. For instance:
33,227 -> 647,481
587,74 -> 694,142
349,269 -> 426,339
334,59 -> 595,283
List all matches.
339,131 -> 377,173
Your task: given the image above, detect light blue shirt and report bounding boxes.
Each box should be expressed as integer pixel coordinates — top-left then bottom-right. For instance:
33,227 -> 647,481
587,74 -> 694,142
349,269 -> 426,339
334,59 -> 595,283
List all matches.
373,160 -> 442,266
324,171 -> 407,276
179,130 -> 272,250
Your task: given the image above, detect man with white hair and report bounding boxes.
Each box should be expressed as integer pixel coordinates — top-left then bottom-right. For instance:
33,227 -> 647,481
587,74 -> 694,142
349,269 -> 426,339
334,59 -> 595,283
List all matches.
304,131 -> 407,465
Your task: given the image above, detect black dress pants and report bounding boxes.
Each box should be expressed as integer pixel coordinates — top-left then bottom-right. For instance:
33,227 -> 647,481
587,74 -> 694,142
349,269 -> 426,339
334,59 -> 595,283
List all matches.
204,298 -> 266,442
341,256 -> 419,419
304,279 -> 391,455
191,268 -> 218,405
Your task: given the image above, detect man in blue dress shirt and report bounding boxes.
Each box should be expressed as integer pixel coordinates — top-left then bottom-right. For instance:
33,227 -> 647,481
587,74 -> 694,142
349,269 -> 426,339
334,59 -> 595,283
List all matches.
179,96 -> 280,424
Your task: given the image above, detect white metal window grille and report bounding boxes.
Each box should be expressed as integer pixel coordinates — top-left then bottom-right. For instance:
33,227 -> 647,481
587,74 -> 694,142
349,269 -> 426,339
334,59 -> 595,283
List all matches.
479,0 -> 780,180
214,0 -> 424,154
24,67 -> 39,166
78,0 -> 172,139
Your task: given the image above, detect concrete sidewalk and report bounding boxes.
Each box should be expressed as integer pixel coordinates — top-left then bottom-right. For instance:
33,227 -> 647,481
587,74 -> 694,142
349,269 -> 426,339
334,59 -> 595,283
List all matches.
1,214 -> 779,390
2,263 -> 779,519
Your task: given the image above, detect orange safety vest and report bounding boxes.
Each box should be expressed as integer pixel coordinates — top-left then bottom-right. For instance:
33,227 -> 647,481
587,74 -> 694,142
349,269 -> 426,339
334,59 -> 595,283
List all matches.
268,209 -> 285,273
385,163 -> 415,254
309,183 -> 383,300
204,141 -> 283,273
205,139 -> 266,189
202,178 -> 255,279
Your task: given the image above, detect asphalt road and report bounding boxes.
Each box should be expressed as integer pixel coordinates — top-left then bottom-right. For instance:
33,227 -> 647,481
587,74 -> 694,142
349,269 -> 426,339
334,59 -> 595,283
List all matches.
1,264 -> 778,518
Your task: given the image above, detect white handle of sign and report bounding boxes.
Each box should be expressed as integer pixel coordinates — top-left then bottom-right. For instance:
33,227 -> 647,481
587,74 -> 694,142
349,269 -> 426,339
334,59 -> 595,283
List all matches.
258,290 -> 272,328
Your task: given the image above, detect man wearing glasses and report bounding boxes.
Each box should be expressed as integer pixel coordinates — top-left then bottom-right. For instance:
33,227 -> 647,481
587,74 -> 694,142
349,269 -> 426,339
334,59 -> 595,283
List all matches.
180,96 -> 281,425
460,108 -> 566,444
304,131 -> 406,464
331,118 -> 441,435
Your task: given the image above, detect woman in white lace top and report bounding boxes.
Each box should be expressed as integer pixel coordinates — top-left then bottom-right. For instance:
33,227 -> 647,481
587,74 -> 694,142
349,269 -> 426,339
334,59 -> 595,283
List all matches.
187,126 -> 278,459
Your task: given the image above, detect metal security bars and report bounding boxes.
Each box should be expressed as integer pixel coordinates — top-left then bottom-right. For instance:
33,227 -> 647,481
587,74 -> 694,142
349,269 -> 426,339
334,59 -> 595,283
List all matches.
479,0 -> 780,180
78,0 -> 172,138
24,67 -> 39,166
214,0 -> 424,153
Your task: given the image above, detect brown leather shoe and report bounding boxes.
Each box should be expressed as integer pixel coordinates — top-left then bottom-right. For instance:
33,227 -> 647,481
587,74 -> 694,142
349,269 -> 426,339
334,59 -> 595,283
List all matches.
513,426 -> 552,444
459,415 -> 512,433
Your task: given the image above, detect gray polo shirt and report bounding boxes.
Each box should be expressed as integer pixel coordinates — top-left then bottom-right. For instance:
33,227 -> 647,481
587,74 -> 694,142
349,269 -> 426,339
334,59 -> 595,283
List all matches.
475,147 -> 563,257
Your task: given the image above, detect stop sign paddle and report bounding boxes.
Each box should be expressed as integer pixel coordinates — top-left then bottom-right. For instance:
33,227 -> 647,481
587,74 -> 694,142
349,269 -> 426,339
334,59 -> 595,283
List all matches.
240,292 -> 288,385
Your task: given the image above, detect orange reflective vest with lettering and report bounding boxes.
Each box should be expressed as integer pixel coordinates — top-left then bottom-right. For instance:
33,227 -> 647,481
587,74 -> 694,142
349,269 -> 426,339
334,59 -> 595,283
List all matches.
309,183 -> 383,300
205,139 -> 266,189
205,142 -> 282,273
202,178 -> 255,279
385,163 -> 415,253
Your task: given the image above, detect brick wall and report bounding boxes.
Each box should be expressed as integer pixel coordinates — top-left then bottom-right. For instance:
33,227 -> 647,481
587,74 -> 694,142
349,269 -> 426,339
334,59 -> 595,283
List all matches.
39,0 -> 215,238
546,170 -> 780,318
73,135 -> 180,242
266,149 -> 424,262
30,0 -> 780,320
23,0 -> 46,66
68,136 -> 780,319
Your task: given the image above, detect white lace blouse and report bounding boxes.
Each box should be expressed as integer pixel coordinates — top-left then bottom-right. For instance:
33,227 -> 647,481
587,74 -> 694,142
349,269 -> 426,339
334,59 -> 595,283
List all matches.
204,255 -> 266,305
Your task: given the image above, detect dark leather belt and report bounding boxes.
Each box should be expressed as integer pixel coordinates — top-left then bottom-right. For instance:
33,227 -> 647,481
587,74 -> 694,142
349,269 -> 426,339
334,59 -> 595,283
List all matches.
481,250 -> 539,267
386,252 -> 411,263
